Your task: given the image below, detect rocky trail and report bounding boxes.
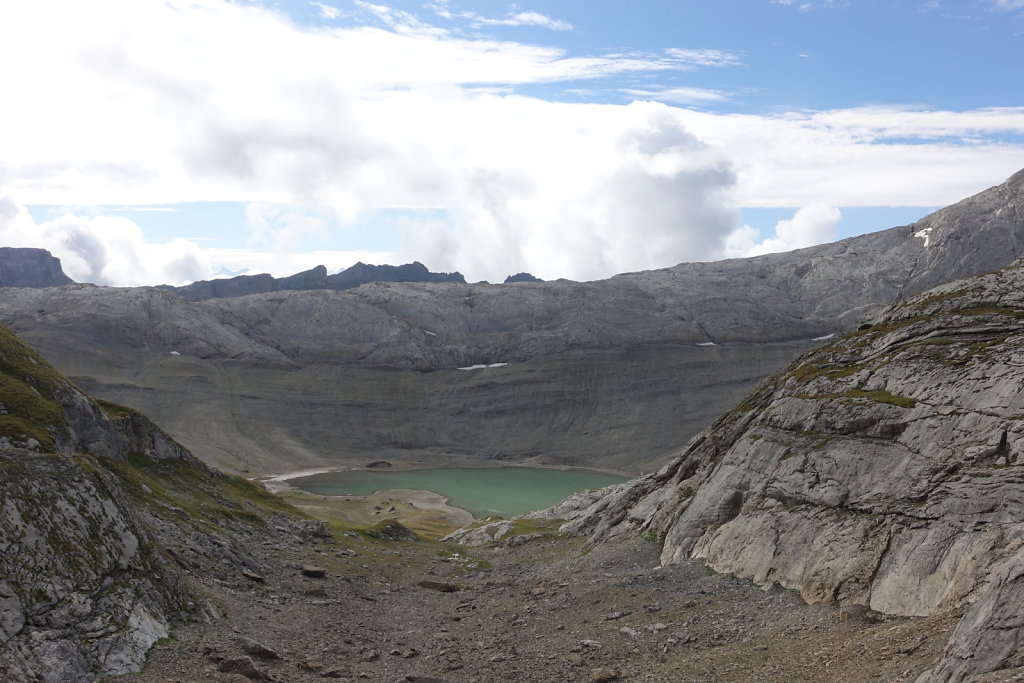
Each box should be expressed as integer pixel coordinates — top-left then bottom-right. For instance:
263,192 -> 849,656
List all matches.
121,525 -> 960,683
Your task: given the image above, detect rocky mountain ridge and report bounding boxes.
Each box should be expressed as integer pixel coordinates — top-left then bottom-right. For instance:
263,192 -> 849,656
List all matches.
162,260 -> 467,301
494,254 -> 1024,681
0,170 -> 1021,475
0,247 -> 73,288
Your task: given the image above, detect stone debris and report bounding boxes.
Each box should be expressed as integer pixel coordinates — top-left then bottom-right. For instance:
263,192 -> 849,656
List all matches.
302,566 -> 328,578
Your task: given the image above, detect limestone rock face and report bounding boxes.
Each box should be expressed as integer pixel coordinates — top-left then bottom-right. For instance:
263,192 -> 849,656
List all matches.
0,449 -> 189,682
0,325 -> 201,681
0,248 -> 73,288
559,257 -> 1024,681
0,170 -> 1021,474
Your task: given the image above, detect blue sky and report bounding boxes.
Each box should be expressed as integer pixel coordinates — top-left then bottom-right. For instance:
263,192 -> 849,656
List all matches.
2,0 -> 1023,285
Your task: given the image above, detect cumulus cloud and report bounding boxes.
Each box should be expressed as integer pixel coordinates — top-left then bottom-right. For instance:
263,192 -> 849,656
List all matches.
245,204 -> 332,252
0,196 -> 211,286
395,102 -> 739,280
201,247 -> 401,279
724,204 -> 842,258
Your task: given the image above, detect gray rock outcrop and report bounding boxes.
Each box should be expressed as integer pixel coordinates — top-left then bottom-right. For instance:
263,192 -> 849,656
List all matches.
550,256 -> 1024,681
166,261 -> 465,301
0,323 -> 294,682
0,325 -> 198,680
503,272 -> 543,283
0,449 -> 190,682
0,248 -> 74,288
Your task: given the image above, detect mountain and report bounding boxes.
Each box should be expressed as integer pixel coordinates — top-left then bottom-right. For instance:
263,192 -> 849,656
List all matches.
0,324 -> 306,681
527,255 -> 1024,681
503,272 -> 543,283
165,261 -> 466,301
0,169 -> 1021,476
0,247 -> 74,287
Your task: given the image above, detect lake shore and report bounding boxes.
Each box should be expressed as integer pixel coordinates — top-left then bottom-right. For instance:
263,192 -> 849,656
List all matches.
259,460 -> 637,492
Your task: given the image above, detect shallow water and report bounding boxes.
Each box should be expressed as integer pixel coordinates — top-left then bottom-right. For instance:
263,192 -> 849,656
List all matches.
288,467 -> 629,518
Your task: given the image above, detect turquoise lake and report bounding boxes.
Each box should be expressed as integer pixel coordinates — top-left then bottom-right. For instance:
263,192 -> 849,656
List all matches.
289,467 -> 629,518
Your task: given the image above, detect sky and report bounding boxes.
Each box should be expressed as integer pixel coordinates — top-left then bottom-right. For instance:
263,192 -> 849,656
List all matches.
1,0 -> 1023,286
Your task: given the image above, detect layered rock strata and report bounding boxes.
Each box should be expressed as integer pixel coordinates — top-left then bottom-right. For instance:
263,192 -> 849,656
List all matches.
544,258 -> 1024,681
0,247 -> 73,288
0,324 -> 293,681
0,170 -> 1020,474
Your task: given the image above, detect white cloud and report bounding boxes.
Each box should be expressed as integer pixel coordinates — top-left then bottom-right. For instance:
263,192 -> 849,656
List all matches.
772,0 -> 849,9
428,1 -> 572,30
0,0 -> 1022,285
0,196 -> 211,286
725,204 -> 842,257
0,195 -> 400,285
664,48 -> 743,68
670,107 -> 1024,207
453,9 -> 573,31
312,2 -> 342,20
201,247 -> 401,279
623,87 -> 731,105
244,203 -> 332,252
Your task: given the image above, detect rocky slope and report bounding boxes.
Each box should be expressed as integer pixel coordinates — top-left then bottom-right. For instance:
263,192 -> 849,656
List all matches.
0,324 -> 306,681
0,170 -> 1021,475
0,247 -> 73,288
524,255 -> 1024,681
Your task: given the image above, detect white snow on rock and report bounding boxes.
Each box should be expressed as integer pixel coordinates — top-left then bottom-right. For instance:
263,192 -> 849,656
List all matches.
813,333 -> 836,341
457,362 -> 509,370
169,351 -> 181,356
914,227 -> 933,247
697,342 -> 716,347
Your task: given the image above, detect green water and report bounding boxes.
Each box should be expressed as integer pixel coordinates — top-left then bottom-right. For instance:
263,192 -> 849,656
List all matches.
289,467 -> 629,518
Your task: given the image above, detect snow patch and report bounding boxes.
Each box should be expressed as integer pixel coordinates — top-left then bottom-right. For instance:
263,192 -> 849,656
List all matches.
424,330 -> 437,336
697,342 -> 716,347
457,362 -> 509,370
812,333 -> 836,341
914,226 -> 933,248
169,350 -> 181,356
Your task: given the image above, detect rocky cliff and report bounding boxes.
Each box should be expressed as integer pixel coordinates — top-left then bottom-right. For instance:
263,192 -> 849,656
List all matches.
0,247 -> 74,288
0,324 -> 303,681
0,170 -> 1021,475
166,260 -> 465,301
538,256 -> 1024,681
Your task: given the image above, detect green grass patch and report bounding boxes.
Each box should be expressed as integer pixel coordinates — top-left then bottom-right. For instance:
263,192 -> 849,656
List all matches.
100,451 -> 305,535
958,307 -> 1024,318
797,389 -> 916,409
0,325 -> 70,451
790,362 -> 862,383
94,398 -> 145,419
847,315 -> 933,340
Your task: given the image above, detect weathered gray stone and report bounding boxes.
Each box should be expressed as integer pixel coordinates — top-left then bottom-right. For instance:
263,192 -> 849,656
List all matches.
0,450 -> 189,682
0,247 -> 74,287
561,255 -> 1024,682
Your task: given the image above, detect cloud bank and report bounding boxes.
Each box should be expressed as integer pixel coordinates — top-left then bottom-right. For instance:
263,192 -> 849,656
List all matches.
0,0 -> 1022,285
0,197 -> 208,286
